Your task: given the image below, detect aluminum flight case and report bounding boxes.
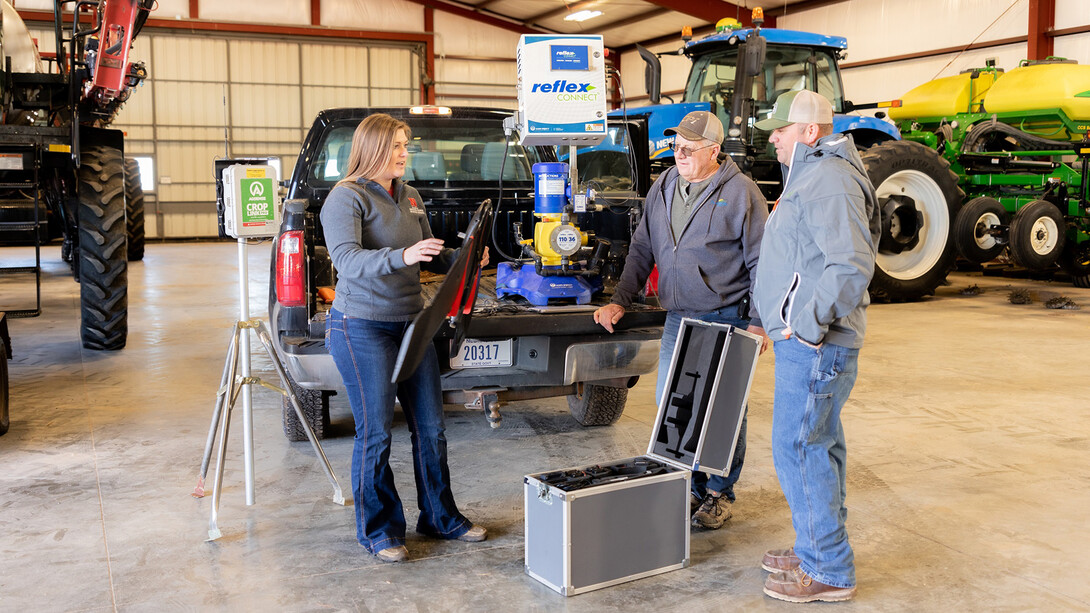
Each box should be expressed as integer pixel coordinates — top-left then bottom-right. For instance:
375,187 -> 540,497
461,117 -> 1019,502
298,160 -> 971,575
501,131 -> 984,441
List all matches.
524,319 -> 762,596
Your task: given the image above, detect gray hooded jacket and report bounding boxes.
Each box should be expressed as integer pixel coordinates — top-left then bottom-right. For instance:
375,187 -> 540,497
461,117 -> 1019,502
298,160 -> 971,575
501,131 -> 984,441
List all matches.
321,178 -> 455,322
753,133 -> 880,348
611,156 -> 767,325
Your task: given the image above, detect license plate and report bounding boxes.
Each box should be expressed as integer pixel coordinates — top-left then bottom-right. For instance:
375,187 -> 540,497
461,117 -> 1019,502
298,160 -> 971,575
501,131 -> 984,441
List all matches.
450,338 -> 513,368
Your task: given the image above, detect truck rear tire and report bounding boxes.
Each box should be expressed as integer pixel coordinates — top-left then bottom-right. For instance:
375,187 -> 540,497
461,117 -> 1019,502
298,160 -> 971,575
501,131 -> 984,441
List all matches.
78,145 -> 128,350
568,383 -> 627,426
862,140 -> 963,302
282,370 -> 330,441
124,158 -> 145,262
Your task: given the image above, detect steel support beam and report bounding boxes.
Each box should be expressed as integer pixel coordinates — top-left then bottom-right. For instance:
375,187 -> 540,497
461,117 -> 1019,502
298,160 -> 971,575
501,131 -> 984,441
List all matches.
643,0 -> 773,28
311,0 -> 320,26
400,0 -> 553,36
1028,0 -> 1055,60
424,6 -> 436,104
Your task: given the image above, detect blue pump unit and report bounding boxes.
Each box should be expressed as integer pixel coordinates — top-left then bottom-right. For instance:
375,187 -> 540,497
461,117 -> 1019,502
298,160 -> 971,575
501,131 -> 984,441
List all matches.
496,162 -> 603,305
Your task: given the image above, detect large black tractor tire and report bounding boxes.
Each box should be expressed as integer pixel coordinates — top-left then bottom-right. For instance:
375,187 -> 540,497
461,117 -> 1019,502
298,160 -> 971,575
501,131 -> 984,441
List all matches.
954,197 -> 1008,264
1009,200 -> 1066,270
78,145 -> 128,350
0,331 -> 9,437
861,140 -> 964,302
282,370 -> 331,442
124,158 -> 145,262
568,383 -> 628,426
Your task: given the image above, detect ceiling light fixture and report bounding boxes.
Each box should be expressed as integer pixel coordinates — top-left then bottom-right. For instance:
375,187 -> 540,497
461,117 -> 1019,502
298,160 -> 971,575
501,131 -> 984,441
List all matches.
564,10 -> 603,22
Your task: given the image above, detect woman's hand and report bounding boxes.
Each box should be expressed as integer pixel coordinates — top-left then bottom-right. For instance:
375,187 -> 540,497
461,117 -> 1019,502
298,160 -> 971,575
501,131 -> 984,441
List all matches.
403,238 -> 445,265
480,246 -> 490,267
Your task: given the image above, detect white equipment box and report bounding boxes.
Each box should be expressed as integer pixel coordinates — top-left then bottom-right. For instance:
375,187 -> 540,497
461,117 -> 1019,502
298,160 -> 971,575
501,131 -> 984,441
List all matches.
222,164 -> 280,238
516,34 -> 607,146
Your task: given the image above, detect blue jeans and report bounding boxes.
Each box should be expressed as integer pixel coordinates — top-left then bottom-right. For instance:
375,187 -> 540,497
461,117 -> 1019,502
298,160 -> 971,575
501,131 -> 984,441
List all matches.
771,337 -> 859,588
326,308 -> 471,553
657,309 -> 748,502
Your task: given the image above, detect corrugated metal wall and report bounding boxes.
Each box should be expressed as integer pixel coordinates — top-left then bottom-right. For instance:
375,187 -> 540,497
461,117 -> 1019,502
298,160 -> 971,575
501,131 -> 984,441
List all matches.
31,26 -> 420,238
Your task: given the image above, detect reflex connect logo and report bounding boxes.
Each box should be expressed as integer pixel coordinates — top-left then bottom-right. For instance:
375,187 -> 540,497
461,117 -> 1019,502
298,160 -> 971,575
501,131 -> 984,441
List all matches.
531,79 -> 599,102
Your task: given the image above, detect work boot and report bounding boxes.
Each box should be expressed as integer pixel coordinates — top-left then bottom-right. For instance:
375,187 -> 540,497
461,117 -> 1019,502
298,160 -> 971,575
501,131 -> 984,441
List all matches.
690,493 -> 702,514
691,492 -> 731,529
374,545 -> 409,563
456,525 -> 488,542
761,547 -> 800,572
763,567 -> 856,603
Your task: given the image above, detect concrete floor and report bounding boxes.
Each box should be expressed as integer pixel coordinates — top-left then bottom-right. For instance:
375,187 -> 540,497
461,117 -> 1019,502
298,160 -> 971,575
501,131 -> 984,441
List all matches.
1,242 -> 1089,612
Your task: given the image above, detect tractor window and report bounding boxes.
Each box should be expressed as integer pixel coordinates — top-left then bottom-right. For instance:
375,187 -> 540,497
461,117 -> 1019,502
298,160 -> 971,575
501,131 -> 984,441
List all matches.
758,47 -> 844,113
685,50 -> 743,135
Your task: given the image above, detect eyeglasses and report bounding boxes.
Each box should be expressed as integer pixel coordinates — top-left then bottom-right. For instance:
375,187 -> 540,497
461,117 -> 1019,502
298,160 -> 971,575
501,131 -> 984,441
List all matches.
668,141 -> 717,158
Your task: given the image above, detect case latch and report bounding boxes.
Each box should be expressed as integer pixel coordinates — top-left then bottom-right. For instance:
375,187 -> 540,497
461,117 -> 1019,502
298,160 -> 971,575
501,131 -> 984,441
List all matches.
536,482 -> 552,504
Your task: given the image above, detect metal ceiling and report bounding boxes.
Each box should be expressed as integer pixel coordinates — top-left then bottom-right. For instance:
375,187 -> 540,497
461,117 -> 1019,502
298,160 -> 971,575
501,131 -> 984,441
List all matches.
403,0 -> 840,51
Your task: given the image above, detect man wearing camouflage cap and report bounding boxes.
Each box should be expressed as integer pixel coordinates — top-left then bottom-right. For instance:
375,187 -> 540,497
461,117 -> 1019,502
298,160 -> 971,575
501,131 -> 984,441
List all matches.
752,89 -> 881,603
594,110 -> 770,530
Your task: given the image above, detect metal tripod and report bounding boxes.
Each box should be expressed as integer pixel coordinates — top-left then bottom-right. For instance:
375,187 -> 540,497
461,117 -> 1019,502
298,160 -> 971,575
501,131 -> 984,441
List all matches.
193,238 -> 347,541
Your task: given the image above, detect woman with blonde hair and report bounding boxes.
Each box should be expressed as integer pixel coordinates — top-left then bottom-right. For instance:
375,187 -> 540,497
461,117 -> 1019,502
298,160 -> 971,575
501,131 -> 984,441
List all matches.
321,113 -> 487,563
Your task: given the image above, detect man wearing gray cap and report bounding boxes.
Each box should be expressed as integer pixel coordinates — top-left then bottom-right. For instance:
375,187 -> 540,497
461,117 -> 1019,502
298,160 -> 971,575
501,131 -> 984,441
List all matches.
752,89 -> 880,602
593,110 -> 769,530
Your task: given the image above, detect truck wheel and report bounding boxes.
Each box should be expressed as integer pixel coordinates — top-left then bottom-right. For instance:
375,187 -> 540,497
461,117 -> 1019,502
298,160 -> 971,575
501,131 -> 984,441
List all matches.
861,140 -> 963,302
568,383 -> 627,426
0,333 -> 9,436
78,145 -> 128,350
1060,242 -> 1090,288
1009,200 -> 1065,270
954,197 -> 1008,263
282,371 -> 330,441
124,158 -> 145,262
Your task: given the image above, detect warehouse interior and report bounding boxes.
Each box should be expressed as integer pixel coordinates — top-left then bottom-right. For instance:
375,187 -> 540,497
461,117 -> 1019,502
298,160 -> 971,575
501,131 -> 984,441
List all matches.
2,0 -> 1090,610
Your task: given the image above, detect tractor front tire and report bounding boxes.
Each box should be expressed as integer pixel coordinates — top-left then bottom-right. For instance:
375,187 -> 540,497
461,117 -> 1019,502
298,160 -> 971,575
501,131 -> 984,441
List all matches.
862,140 -> 964,302
78,145 -> 128,351
568,383 -> 627,426
124,158 -> 145,262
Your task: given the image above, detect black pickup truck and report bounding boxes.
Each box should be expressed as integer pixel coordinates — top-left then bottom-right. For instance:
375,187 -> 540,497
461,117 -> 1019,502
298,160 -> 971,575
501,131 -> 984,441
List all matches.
269,106 -> 665,440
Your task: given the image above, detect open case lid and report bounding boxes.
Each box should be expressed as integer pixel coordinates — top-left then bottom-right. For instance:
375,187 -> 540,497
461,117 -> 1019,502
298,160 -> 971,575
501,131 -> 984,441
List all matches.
646,318 -> 762,475
390,199 -> 493,383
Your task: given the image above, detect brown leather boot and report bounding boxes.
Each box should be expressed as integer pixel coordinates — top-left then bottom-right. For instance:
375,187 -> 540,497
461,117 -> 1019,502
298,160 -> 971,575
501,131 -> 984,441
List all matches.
763,567 -> 856,603
761,547 -> 800,572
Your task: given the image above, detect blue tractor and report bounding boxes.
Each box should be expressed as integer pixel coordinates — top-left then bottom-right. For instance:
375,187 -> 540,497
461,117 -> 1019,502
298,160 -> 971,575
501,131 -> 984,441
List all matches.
615,16 -> 963,302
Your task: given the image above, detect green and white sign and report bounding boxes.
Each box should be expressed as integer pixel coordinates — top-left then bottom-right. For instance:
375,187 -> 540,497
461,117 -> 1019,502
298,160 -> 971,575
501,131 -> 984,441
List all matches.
240,177 -> 275,225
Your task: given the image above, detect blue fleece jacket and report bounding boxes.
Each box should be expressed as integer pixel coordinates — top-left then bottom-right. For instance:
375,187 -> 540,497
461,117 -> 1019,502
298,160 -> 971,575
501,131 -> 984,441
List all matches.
320,178 -> 455,322
611,156 -> 767,326
753,133 -> 881,348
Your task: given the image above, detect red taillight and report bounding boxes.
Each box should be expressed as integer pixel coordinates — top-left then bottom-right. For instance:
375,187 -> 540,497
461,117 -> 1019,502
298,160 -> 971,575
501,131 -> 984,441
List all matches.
276,230 -> 305,306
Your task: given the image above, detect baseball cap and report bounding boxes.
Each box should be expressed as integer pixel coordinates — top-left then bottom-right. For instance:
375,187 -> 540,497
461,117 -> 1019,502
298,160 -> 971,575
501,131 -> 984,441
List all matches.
664,111 -> 724,144
754,90 -> 833,130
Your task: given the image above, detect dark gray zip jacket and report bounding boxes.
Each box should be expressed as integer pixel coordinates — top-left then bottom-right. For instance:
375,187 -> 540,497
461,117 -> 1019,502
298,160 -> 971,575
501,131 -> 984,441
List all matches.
753,133 -> 880,348
611,157 -> 767,326
320,178 -> 455,322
